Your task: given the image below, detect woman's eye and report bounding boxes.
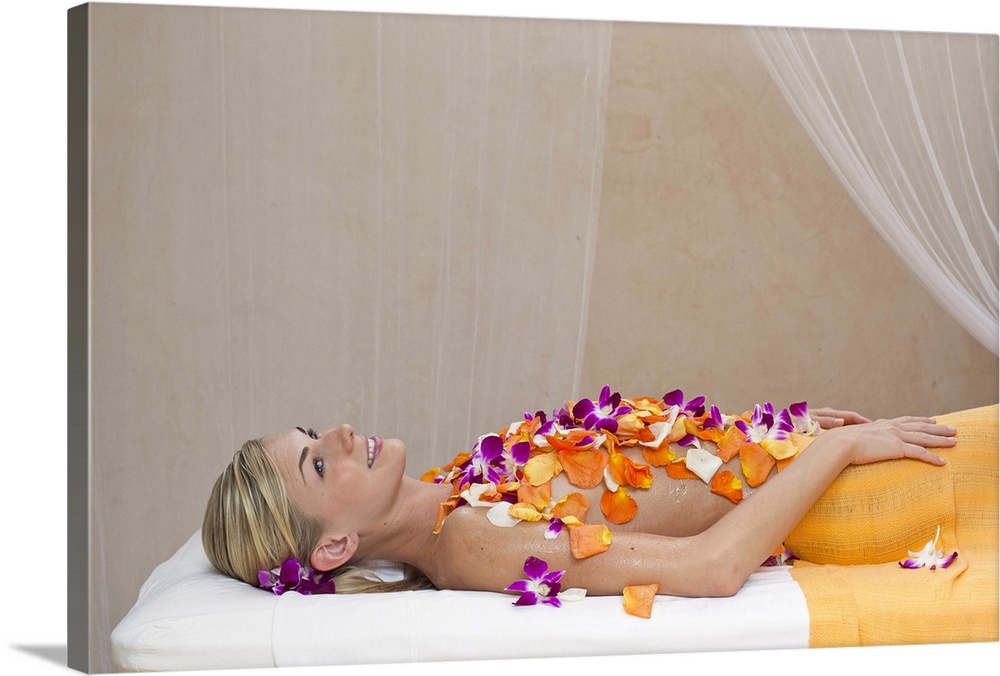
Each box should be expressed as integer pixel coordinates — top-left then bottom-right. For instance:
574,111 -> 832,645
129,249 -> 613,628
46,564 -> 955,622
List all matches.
313,459 -> 324,477
308,428 -> 319,440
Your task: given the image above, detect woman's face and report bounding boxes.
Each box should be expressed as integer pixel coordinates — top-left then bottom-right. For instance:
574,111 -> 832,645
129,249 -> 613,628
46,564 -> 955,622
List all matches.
262,423 -> 407,539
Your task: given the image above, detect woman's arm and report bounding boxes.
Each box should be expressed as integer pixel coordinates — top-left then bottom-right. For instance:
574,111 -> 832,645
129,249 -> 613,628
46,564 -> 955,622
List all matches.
433,417 -> 956,598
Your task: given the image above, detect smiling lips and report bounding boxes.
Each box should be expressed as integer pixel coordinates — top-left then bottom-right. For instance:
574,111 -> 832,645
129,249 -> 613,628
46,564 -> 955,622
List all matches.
366,436 -> 382,468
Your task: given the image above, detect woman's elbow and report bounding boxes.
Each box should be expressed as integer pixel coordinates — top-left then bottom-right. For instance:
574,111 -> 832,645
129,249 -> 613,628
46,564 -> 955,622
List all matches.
685,546 -> 746,597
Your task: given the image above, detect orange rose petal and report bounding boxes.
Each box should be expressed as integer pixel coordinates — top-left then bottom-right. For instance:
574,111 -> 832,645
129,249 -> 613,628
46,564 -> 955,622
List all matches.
600,487 -> 639,524
509,502 -> 547,522
710,469 -> 744,504
637,427 -> 655,443
517,480 -> 552,510
739,442 -> 776,488
568,523 -> 612,559
420,468 -> 442,483
716,425 -> 748,462
478,489 -> 505,502
432,497 -> 459,534
608,452 -> 654,489
665,458 -> 701,480
523,452 -> 562,486
623,583 -> 660,619
641,445 -> 676,467
550,492 -> 590,522
665,417 -> 688,443
557,448 -> 609,489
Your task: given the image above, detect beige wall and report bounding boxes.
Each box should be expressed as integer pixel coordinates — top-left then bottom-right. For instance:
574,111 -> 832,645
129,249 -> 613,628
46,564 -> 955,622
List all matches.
83,3 -> 998,671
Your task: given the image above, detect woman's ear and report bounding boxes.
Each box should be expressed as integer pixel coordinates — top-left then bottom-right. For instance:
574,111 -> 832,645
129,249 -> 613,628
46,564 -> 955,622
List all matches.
309,533 -> 359,571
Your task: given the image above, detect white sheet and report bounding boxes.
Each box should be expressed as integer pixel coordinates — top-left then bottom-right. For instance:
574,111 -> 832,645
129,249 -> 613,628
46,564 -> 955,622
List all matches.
112,531 -> 811,672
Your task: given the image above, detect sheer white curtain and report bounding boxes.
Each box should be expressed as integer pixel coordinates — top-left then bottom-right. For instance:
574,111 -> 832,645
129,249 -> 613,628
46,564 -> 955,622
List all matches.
745,27 -> 999,354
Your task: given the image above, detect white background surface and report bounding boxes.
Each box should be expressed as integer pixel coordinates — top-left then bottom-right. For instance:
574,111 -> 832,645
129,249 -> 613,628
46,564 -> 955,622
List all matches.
2,1 -> 997,675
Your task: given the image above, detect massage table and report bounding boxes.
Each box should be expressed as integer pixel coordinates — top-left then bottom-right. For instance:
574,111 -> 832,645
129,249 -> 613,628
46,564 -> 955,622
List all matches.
111,405 -> 998,671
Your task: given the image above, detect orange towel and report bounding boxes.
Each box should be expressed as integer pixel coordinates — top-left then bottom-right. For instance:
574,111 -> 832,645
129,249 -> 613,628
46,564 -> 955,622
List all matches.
788,404 -> 998,647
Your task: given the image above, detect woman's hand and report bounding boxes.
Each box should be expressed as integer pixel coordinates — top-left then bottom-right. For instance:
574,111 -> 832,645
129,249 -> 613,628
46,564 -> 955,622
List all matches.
812,407 -> 871,429
820,416 -> 957,467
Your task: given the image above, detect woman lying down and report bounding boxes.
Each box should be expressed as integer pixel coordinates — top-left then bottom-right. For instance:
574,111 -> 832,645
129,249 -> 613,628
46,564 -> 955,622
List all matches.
202,387 -> 960,612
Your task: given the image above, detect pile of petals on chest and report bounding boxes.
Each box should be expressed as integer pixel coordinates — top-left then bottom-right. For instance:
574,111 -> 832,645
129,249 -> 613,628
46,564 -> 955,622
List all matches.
421,386 -> 823,560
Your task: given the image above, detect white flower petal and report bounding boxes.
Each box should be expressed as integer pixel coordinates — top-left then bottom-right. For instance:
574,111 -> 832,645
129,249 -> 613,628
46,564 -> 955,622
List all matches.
486,502 -> 523,527
684,447 -> 722,484
460,482 -> 497,507
639,421 -> 671,448
557,588 -> 588,602
603,466 -> 620,492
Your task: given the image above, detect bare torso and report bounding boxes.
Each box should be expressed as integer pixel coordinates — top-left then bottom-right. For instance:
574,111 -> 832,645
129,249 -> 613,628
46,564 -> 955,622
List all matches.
424,438 -> 780,593
546,440 -> 769,537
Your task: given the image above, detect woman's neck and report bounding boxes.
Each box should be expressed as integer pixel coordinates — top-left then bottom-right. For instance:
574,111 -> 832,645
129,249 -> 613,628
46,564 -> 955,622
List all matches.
356,475 -> 454,573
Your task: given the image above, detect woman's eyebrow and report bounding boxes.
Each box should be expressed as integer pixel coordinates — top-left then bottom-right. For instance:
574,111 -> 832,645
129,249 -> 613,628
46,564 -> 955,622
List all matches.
295,426 -> 308,436
298,447 -> 309,481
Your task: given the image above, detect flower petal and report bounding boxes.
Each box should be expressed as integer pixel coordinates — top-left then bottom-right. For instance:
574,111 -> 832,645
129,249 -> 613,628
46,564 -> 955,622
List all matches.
523,452 -> 562,486
640,444 -> 676,467
665,457 -> 701,480
623,583 -> 659,619
556,448 -> 610,489
609,452 -> 653,489
544,518 -> 564,539
761,438 -> 797,460
513,591 -> 540,606
505,579 -> 531,593
557,587 -> 588,603
716,423 -> 748,462
517,480 -> 552,510
486,501 -> 523,527
739,441 -> 776,488
683,447 -> 723,484
523,555 -> 548,580
600,487 -> 639,524
509,502 -> 547,522
710,469 -> 743,504
550,492 -> 590,522
568,523 -> 613,559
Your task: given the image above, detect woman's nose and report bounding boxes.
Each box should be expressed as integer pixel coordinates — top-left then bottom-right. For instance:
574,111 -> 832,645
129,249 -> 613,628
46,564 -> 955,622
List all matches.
320,424 -> 354,441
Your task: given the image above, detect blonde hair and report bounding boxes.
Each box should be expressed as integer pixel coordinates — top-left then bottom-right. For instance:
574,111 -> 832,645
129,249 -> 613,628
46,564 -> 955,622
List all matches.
202,439 -> 433,594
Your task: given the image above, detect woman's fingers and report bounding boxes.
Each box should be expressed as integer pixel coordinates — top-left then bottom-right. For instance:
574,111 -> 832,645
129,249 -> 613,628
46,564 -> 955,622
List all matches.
812,407 -> 871,428
902,443 -> 948,465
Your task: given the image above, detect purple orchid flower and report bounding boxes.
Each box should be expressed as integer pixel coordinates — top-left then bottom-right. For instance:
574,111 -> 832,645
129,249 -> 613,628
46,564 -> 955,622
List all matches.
552,403 -> 576,429
663,389 -> 706,418
505,556 -> 565,607
544,517 -> 565,539
525,410 -> 557,442
572,385 -> 632,433
788,401 -> 820,435
703,404 -> 725,431
899,526 -> 959,570
258,558 -> 336,596
735,403 -> 793,443
460,434 -> 530,486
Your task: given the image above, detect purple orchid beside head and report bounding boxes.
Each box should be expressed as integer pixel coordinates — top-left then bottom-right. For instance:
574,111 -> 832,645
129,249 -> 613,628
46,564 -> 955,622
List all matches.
572,385 -> 631,433
505,556 -> 586,607
662,389 -> 706,418
258,558 -> 336,595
